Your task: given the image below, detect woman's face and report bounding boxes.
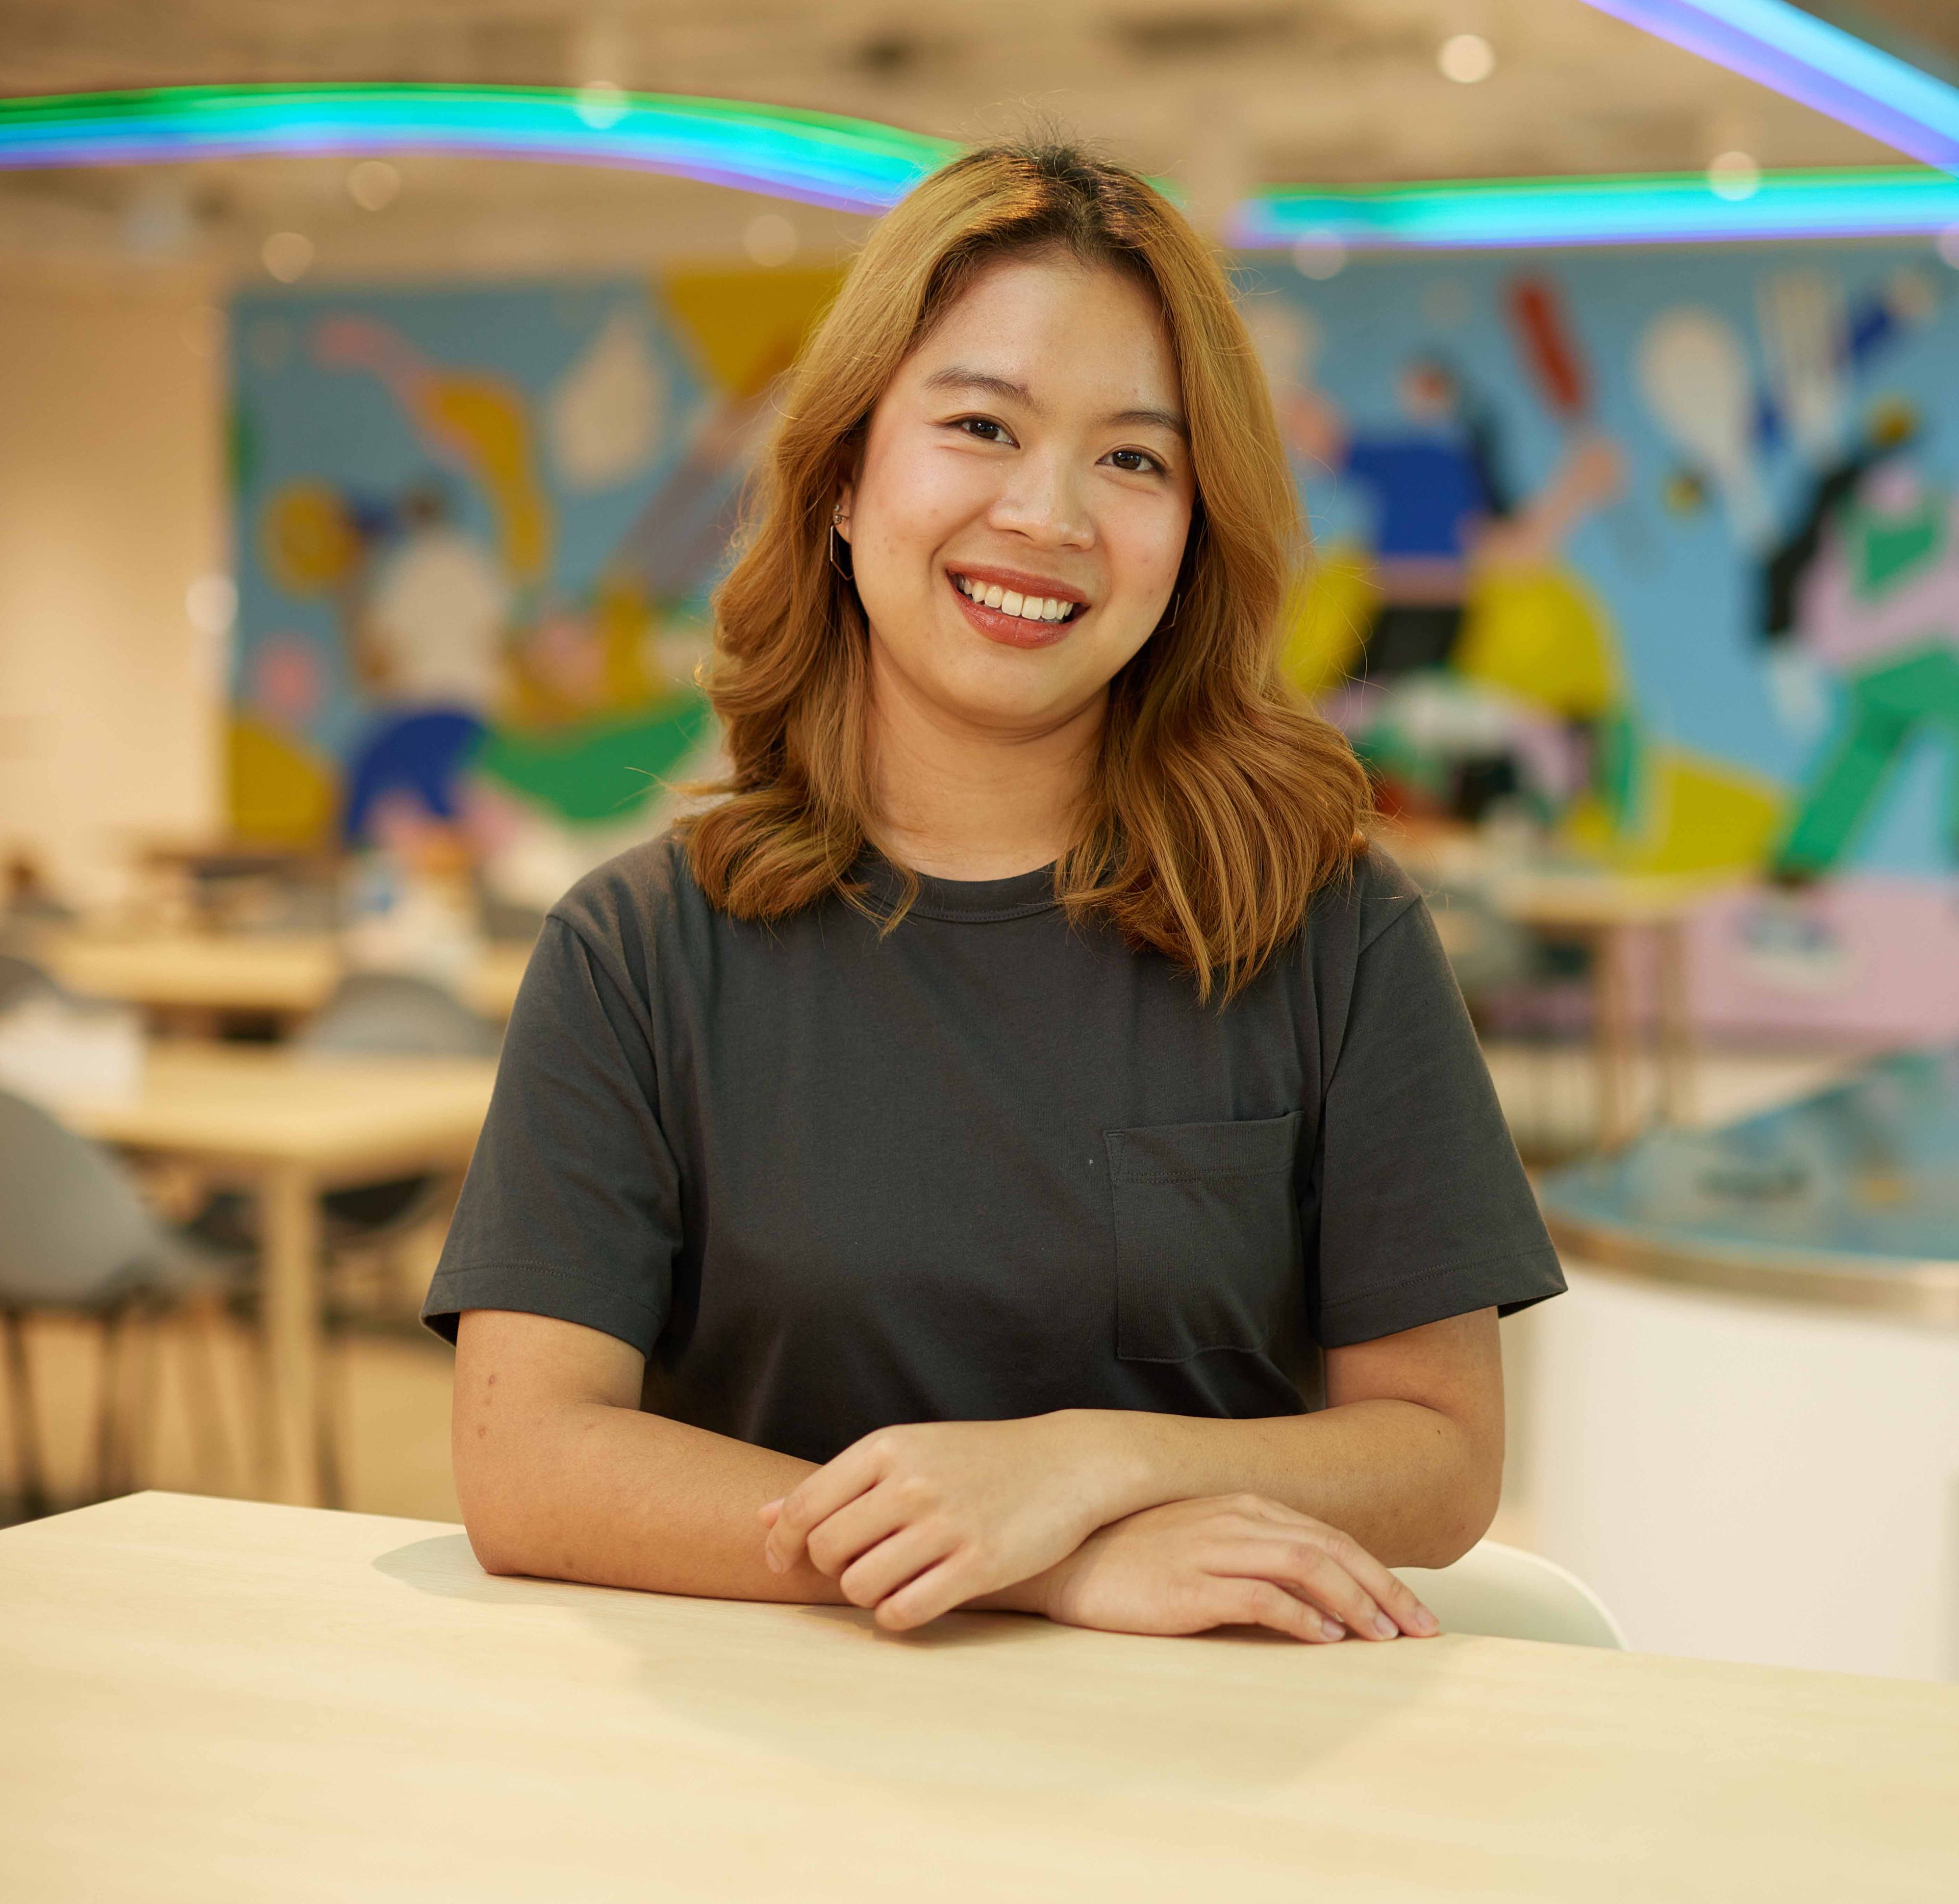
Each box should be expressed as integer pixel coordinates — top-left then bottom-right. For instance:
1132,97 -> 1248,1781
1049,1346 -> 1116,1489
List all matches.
841,249 -> 1196,735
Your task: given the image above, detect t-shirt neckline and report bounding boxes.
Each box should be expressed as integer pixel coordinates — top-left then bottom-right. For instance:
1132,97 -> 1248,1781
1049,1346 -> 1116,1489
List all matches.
857,850 -> 1062,924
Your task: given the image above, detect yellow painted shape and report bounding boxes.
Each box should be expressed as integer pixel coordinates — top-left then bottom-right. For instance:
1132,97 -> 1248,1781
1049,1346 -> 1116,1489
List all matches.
418,376 -> 552,583
1279,545 -> 1378,698
1456,567 -> 1621,722
1565,743 -> 1784,875
262,481 -> 361,594
228,716 -> 337,847
658,266 -> 847,399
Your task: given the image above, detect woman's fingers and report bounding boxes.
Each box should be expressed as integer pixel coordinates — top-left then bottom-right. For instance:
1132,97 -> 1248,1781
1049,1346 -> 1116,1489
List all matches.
802,1487 -> 913,1579
763,1441 -> 882,1572
841,1527 -> 963,1623
1215,1500 -> 1436,1638
1217,1578 -> 1346,1644
1303,1528 -> 1439,1637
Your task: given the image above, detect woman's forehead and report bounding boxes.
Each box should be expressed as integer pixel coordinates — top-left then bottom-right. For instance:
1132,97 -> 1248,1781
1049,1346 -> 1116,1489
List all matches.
904,251 -> 1181,414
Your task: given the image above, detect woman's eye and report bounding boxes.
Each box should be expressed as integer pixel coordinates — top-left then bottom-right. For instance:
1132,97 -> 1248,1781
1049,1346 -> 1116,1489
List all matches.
1108,448 -> 1162,474
956,417 -> 1011,444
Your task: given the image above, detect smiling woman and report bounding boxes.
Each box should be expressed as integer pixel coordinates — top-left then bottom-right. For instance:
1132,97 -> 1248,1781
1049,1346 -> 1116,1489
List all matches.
426,141 -> 1565,1649
689,144 -> 1365,991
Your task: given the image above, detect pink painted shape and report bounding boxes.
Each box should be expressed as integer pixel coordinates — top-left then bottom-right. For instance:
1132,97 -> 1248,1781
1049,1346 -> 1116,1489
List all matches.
1687,876 -> 1959,1040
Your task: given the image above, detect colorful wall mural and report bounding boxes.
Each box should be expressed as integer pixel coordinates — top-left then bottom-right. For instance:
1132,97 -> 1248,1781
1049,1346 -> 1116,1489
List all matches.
230,242 -> 1959,1035
228,266 -> 841,916
1245,243 -> 1959,1038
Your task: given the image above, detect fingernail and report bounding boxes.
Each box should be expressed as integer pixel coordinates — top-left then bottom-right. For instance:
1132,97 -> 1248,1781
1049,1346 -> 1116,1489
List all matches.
1413,1607 -> 1439,1636
1321,1617 -> 1345,1641
764,1550 -> 783,1573
1373,1613 -> 1398,1640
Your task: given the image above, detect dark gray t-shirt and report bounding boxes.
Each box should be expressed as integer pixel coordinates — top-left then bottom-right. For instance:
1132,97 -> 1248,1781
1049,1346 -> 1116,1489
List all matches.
423,837 -> 1562,1462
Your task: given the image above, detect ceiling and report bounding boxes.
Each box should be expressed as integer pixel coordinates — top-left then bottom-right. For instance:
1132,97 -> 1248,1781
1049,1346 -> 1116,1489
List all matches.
0,0 -> 1937,283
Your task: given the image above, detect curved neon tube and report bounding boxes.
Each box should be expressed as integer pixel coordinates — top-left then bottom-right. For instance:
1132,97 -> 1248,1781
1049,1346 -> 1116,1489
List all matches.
0,85 -> 957,214
1,86 -> 1956,248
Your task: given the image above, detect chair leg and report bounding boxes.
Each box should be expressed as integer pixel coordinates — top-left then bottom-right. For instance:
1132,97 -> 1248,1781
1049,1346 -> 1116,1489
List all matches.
248,1326 -> 279,1501
94,1303 -> 132,1502
122,1301 -> 162,1495
316,1330 -> 348,1512
179,1294 -> 241,1496
2,1308 -> 51,1520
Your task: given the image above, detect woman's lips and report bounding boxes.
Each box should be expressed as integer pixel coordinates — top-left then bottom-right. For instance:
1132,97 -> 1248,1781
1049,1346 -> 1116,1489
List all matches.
947,571 -> 1080,649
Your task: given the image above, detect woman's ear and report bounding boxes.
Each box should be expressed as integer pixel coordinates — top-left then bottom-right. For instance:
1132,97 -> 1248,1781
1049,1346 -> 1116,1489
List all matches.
834,480 -> 856,544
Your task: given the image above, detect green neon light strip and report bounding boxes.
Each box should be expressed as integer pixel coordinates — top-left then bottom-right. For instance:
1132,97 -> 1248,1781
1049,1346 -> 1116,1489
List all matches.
0,85 -> 957,214
1,86 -> 1956,247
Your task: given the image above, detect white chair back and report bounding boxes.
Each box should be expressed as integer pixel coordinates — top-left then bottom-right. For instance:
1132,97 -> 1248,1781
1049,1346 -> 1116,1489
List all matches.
1394,1539 -> 1626,1649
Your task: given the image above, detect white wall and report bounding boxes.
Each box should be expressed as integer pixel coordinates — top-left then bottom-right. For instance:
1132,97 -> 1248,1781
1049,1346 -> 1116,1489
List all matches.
1517,1265 -> 1959,1683
0,267 -> 227,908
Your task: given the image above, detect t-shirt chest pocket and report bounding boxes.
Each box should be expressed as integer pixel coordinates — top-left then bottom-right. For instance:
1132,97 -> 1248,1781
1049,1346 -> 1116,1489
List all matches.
1103,1111 -> 1303,1361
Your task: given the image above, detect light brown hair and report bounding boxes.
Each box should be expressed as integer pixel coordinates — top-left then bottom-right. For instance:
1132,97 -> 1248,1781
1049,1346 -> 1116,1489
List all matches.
680,139 -> 1368,1000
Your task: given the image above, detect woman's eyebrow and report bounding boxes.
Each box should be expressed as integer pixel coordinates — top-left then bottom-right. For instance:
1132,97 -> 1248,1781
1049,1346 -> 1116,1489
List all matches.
923,367 -> 1037,407
1105,405 -> 1188,441
923,367 -> 1187,440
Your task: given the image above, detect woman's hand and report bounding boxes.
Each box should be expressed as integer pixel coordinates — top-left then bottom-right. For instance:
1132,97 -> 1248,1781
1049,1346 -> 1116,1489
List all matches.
759,1414 -> 1137,1631
1025,1494 -> 1440,1643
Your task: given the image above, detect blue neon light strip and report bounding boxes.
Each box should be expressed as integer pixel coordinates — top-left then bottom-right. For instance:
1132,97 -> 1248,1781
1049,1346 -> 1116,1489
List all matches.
1575,0 -> 1959,173
1234,167 -> 1959,250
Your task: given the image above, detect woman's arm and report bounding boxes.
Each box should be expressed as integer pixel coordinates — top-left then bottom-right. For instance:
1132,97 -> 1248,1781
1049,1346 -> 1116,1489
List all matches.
452,1308 -> 846,1605
762,1308 -> 1502,1627
451,1305 -> 1447,1646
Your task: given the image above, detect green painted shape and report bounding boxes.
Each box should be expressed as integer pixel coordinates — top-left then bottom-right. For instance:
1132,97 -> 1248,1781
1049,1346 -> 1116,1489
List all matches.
1850,502 -> 1944,598
1776,646 -> 1959,875
475,695 -> 713,825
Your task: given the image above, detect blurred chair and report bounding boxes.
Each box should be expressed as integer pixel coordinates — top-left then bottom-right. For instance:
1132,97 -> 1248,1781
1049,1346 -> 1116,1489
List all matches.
0,952 -> 64,1014
0,1088 -> 248,1519
1394,1539 -> 1626,1649
298,970 -> 500,1239
301,969 -> 503,1061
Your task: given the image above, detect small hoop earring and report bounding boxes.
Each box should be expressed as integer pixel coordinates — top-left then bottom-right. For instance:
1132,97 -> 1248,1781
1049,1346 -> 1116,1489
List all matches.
1158,590 -> 1181,631
828,502 -> 853,581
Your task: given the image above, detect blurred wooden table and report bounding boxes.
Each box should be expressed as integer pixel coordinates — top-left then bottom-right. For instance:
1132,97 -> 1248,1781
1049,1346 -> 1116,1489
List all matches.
3,1492 -> 1956,1903
1491,871 -> 1716,1150
44,930 -> 531,1029
64,1046 -> 496,1507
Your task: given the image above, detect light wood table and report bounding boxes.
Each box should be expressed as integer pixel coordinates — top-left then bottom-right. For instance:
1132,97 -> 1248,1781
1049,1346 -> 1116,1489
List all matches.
63,1046 -> 496,1507
45,930 -> 531,1029
3,1492 -> 1955,1903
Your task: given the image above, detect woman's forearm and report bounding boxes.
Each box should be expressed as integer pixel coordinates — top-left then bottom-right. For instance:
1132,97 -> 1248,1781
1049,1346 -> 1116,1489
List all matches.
460,1389 -> 847,1605
1068,1397 -> 1500,1569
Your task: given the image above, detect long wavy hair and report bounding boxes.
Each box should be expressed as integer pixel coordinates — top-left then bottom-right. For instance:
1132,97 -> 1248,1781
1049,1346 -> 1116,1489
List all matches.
679,139 -> 1368,1000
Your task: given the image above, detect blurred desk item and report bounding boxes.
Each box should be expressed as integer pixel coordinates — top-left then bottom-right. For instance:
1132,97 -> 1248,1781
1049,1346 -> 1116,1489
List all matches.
124,836 -> 340,933
1490,870 -> 1719,1150
1528,1045 -> 1959,1680
62,1046 -> 495,1508
6,1492 -> 1957,1904
44,930 -> 530,1031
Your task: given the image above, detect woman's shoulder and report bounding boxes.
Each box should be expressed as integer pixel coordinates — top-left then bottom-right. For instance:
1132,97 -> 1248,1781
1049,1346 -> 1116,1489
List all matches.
1307,837 -> 1425,950
543,831 -> 711,980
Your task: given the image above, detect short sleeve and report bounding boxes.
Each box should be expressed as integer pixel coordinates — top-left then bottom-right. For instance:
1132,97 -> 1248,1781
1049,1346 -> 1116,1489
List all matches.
1310,895 -> 1564,1348
421,916 -> 681,1356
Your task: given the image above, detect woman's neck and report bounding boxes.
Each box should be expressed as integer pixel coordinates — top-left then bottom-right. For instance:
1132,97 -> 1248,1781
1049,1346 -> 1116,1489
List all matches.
866,647 -> 1103,881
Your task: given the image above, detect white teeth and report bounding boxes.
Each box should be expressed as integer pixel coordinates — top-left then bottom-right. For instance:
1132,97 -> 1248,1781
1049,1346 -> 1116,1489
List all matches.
953,575 -> 1077,622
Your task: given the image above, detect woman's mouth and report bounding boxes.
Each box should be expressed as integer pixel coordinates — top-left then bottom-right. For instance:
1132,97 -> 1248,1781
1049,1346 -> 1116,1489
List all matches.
948,570 -> 1086,649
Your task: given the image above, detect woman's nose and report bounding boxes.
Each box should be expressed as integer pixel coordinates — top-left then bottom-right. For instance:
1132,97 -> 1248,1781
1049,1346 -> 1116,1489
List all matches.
989,456 -> 1093,548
